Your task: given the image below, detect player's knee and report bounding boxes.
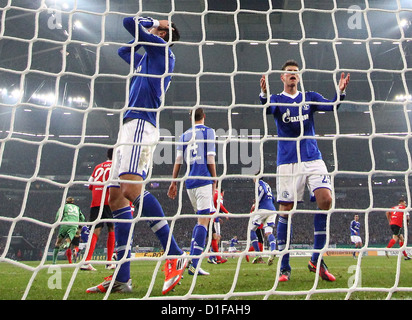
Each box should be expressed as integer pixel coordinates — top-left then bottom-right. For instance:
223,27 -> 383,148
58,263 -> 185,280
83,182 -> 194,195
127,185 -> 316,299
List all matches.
317,195 -> 332,210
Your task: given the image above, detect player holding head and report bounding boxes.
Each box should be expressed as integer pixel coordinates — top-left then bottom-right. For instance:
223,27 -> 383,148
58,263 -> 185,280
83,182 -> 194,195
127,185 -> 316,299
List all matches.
249,175 -> 277,265
86,16 -> 186,295
385,198 -> 411,260
259,60 -> 350,281
350,214 -> 362,258
82,148 -> 115,271
52,197 -> 85,264
168,107 -> 217,276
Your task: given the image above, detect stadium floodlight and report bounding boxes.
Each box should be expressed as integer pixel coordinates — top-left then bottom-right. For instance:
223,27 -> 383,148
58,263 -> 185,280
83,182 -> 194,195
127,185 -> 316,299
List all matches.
400,19 -> 410,29
395,94 -> 412,101
73,20 -> 83,30
11,89 -> 21,99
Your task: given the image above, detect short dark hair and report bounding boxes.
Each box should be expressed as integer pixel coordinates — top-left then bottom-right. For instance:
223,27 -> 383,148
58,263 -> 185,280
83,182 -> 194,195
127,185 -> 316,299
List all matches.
190,108 -> 205,121
107,148 -> 113,160
161,22 -> 180,44
281,59 -> 299,70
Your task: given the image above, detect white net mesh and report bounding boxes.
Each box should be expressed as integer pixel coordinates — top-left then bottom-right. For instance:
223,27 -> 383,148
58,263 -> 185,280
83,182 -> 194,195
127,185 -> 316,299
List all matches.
1,0 -> 412,301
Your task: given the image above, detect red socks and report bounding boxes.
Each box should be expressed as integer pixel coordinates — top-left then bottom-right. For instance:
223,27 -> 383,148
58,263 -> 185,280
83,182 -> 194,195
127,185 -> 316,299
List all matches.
387,239 -> 408,257
211,239 -> 221,260
107,231 -> 115,261
387,238 -> 396,248
86,233 -> 98,261
65,249 -> 72,263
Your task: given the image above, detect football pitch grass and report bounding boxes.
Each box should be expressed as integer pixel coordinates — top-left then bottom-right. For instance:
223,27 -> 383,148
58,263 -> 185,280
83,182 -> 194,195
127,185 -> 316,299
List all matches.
1,255 -> 412,300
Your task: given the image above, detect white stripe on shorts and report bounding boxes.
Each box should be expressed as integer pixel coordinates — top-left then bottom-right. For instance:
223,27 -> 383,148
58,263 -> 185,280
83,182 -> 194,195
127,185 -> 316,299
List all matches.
130,119 -> 145,173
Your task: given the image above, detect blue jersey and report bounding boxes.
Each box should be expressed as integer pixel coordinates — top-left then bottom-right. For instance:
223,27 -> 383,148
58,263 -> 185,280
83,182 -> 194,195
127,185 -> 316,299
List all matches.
80,226 -> 90,243
230,238 -> 238,247
177,124 -> 216,189
257,180 -> 276,211
350,220 -> 360,236
118,17 -> 176,127
260,90 -> 345,165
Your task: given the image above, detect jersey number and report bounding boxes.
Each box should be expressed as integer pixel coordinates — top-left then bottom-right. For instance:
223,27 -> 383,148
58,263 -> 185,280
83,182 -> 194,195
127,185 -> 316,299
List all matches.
94,167 -> 111,183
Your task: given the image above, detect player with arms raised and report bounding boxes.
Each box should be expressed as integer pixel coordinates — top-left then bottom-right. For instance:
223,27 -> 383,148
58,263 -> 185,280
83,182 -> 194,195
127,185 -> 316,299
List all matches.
259,60 -> 350,281
86,16 -> 187,295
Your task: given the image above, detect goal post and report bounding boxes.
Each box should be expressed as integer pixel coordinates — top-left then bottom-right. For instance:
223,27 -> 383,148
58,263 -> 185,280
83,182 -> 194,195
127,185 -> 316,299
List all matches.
0,0 -> 412,301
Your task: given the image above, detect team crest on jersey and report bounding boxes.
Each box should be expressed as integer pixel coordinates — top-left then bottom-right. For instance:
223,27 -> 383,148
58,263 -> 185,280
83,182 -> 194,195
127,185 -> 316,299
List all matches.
282,191 -> 290,199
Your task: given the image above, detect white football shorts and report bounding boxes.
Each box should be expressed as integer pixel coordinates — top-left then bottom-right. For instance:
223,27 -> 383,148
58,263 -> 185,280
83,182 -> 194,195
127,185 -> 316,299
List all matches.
186,184 -> 216,215
110,118 -> 159,186
351,235 -> 362,244
250,209 -> 277,232
276,159 -> 331,203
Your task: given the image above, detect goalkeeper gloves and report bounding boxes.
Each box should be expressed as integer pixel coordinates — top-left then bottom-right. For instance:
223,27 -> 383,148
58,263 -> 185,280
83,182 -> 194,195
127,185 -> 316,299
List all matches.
137,17 -> 160,29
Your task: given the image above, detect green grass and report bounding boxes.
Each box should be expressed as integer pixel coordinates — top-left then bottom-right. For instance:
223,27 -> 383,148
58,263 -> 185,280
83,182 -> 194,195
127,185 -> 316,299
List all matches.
1,255 -> 412,300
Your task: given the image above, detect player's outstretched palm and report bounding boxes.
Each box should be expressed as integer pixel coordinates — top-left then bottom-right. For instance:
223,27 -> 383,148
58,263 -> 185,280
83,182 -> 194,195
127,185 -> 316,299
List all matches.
339,72 -> 350,92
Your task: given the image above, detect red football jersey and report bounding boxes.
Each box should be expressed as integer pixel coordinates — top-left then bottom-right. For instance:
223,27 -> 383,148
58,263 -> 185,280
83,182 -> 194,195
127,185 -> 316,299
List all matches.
88,160 -> 112,207
214,189 -> 228,213
388,205 -> 408,227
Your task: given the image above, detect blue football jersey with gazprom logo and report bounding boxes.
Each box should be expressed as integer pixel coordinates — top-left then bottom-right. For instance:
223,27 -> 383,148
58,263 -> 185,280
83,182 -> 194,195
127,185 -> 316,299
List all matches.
260,90 -> 345,165
177,124 -> 216,189
118,17 -> 175,128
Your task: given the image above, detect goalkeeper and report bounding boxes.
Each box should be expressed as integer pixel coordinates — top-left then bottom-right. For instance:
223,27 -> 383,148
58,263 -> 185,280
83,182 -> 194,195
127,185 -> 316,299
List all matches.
259,60 -> 350,282
87,16 -> 187,295
52,197 -> 85,264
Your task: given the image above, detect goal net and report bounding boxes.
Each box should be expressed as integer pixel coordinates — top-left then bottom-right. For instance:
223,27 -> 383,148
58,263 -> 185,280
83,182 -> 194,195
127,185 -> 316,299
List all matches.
1,0 -> 412,301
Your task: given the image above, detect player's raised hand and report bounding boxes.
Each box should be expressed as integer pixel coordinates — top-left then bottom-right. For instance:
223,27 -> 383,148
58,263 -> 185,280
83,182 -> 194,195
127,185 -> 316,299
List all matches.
339,72 -> 350,92
260,75 -> 267,94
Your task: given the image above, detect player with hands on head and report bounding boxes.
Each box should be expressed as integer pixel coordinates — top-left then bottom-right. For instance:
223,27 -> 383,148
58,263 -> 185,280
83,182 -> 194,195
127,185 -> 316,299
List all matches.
259,60 -> 350,282
86,16 -> 186,295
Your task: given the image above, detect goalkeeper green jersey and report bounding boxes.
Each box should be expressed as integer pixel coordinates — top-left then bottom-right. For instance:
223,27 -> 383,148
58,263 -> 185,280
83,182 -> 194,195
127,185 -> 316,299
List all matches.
55,203 -> 85,224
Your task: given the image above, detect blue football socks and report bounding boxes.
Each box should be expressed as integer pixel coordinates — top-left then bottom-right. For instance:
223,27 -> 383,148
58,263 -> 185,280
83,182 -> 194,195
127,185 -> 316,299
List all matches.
312,213 -> 327,263
277,216 -> 291,271
250,230 -> 261,252
113,206 -> 133,283
133,191 -> 183,256
190,224 -> 207,268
